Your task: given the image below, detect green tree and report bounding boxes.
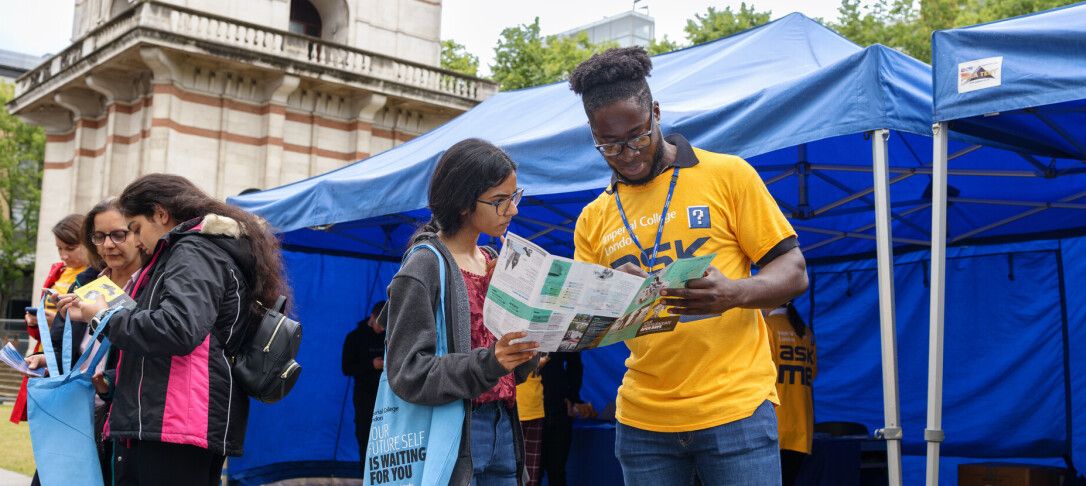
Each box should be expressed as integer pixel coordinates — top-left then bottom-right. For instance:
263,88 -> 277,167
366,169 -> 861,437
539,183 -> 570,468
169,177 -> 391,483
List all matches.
683,3 -> 773,46
828,0 -> 1078,63
647,34 -> 682,56
0,82 -> 43,290
441,39 -> 480,77
490,17 -> 617,91
954,0 -> 1076,26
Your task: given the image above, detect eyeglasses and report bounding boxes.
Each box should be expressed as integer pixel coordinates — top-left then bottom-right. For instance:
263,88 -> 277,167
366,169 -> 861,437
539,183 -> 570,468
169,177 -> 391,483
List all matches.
477,188 -> 524,216
592,114 -> 655,157
90,230 -> 130,246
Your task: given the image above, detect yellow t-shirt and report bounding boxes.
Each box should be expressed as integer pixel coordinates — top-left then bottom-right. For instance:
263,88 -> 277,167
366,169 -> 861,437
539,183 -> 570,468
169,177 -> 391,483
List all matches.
516,371 -> 545,421
574,145 -> 795,432
765,310 -> 817,453
45,266 -> 85,311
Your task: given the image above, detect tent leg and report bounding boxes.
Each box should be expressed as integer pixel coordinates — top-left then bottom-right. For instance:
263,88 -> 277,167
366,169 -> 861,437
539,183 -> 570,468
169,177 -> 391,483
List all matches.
872,129 -> 904,486
926,122 -> 949,486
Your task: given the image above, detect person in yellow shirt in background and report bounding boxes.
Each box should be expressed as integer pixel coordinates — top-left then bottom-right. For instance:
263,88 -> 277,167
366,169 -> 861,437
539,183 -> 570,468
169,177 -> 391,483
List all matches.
568,46 -> 808,486
516,354 -> 547,486
10,214 -> 89,424
765,302 -> 817,486
10,213 -> 89,486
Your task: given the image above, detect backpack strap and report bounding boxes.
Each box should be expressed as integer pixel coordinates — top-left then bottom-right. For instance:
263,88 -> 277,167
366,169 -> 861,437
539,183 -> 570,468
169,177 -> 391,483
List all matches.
270,296 -> 287,314
401,243 -> 449,357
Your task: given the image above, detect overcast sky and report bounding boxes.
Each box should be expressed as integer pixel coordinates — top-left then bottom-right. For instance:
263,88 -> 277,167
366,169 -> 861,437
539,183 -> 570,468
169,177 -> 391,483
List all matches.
0,0 -> 845,74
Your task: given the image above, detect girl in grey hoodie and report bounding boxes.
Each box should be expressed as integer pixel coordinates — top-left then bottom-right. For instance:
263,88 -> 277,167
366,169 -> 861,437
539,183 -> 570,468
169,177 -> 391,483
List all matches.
382,138 -> 540,485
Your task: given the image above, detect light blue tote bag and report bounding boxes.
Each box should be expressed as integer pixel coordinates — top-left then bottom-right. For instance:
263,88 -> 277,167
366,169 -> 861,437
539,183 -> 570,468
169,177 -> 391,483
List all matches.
27,299 -> 114,486
364,244 -> 465,486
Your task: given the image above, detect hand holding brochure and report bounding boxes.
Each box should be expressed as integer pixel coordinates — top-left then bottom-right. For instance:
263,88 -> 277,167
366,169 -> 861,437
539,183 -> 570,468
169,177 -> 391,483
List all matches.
1,342 -> 44,377
482,232 -> 715,352
73,276 -> 136,311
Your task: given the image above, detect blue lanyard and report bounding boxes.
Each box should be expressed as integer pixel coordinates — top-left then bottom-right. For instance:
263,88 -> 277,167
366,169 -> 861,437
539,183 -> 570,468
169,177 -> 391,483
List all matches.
615,167 -> 680,270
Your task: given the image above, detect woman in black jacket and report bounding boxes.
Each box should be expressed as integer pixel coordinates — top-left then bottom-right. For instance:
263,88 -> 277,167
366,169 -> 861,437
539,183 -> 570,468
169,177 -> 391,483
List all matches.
63,174 -> 288,486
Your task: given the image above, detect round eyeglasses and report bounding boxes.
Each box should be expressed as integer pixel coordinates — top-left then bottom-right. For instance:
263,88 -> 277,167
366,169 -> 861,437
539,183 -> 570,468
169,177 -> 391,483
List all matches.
477,188 -> 524,216
90,230 -> 131,246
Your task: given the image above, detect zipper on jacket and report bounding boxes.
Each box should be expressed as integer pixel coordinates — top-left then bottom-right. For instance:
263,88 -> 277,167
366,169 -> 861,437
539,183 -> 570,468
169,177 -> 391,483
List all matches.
263,315 -> 287,352
280,361 -> 299,379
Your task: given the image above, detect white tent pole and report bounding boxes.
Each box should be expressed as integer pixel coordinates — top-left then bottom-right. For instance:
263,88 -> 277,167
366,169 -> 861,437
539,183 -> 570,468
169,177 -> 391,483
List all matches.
926,122 -> 949,486
871,128 -> 904,486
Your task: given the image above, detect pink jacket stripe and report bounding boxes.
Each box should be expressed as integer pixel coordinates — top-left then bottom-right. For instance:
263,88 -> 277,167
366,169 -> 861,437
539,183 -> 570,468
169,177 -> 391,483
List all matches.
160,335 -> 211,449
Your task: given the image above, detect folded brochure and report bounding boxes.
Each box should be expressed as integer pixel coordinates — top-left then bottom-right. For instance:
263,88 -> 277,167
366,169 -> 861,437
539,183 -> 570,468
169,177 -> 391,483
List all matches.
1,342 -> 44,377
74,276 -> 137,311
482,232 -> 715,352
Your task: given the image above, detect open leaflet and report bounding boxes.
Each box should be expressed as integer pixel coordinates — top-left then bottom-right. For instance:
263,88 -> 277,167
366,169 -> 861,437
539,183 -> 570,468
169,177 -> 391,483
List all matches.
483,232 -> 715,352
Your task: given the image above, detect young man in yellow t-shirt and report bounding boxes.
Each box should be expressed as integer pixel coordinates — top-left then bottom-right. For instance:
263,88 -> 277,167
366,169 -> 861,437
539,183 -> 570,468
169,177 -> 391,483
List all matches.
568,47 -> 809,485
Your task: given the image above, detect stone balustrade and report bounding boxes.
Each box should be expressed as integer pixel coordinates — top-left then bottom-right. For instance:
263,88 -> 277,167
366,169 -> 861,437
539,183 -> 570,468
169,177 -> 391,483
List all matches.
14,1 -> 496,103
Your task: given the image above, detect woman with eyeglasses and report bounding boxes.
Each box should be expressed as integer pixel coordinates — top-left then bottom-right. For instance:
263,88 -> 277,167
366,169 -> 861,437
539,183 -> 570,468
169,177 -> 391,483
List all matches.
381,138 -> 539,485
21,199 -> 142,485
80,197 -> 144,485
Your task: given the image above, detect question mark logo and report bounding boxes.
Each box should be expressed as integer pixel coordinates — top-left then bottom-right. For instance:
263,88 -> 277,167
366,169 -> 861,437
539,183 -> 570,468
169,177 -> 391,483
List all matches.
688,206 -> 710,229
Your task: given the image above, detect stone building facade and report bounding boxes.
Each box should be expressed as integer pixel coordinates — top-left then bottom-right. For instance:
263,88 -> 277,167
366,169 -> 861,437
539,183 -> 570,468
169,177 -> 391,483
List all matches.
7,0 -> 497,296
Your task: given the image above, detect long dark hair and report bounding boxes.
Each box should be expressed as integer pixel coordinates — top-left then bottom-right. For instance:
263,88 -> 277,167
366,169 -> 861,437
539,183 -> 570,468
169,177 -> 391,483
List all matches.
784,302 -> 809,338
119,173 -> 289,319
411,138 -> 517,244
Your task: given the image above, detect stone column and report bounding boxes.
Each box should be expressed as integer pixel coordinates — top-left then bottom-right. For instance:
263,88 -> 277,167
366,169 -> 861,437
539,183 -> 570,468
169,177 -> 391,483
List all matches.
261,74 -> 299,191
139,46 -> 184,175
350,93 -> 387,162
18,108 -> 75,303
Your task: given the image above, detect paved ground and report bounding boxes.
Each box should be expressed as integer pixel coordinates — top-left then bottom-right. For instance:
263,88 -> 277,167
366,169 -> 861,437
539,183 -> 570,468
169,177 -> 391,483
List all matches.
0,468 -> 30,486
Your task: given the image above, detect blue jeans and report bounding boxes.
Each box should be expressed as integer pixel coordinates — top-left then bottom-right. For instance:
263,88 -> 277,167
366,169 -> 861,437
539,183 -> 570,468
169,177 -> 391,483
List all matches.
470,402 -> 518,486
615,400 -> 781,486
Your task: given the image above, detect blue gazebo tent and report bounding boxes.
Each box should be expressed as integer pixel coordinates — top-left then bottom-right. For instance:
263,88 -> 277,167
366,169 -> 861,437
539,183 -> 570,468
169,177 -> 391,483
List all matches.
927,3 -> 1086,485
225,11 -> 1086,485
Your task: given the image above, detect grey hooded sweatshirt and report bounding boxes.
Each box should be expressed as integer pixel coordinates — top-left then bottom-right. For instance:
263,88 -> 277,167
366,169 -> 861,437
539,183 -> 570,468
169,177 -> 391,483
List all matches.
380,232 -> 538,485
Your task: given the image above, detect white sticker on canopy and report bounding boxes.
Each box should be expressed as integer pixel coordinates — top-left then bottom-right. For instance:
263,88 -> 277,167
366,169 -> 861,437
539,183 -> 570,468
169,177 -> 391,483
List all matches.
958,56 -> 1003,94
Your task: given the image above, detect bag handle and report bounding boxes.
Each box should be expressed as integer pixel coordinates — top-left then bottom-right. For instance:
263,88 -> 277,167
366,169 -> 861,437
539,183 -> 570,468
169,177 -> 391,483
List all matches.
401,244 -> 449,356
67,308 -> 116,376
35,296 -> 115,378
36,295 -> 63,376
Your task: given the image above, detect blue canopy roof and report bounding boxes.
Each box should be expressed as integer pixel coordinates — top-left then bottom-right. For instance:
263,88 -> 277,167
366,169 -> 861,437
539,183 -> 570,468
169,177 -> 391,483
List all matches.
932,2 -> 1086,159
229,14 -> 959,260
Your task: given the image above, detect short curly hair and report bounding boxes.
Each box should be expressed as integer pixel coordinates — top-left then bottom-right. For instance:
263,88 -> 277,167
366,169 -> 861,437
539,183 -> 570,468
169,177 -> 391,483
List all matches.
569,46 -> 654,116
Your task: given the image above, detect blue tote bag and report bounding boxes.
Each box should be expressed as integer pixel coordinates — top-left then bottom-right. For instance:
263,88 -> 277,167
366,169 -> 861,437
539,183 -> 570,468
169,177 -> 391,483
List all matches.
27,299 -> 114,486
364,244 -> 465,486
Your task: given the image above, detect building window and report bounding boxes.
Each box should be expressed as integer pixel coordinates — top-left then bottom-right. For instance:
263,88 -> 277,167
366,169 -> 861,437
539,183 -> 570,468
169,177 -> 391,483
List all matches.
289,0 -> 322,38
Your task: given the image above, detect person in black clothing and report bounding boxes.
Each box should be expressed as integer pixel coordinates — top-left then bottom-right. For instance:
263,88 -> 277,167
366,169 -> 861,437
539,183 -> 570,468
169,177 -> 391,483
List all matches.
342,300 -> 387,475
539,352 -> 597,486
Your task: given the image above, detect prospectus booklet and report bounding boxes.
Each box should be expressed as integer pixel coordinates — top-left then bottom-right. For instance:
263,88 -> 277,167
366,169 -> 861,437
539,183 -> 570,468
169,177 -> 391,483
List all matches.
74,276 -> 137,311
483,232 -> 715,352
